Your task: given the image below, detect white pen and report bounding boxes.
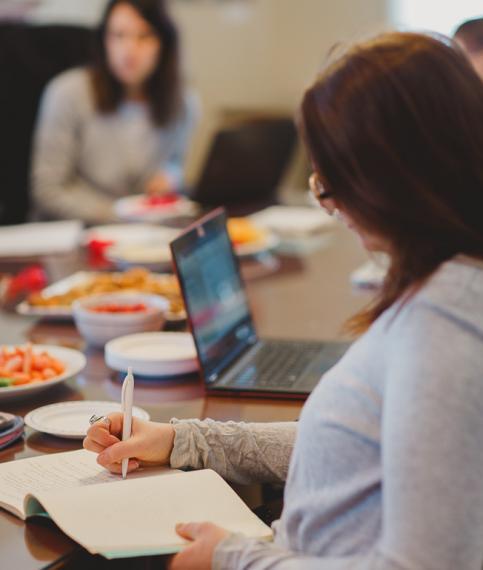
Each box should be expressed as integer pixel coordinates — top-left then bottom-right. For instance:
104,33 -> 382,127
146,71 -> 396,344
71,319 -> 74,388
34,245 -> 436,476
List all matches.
121,366 -> 134,479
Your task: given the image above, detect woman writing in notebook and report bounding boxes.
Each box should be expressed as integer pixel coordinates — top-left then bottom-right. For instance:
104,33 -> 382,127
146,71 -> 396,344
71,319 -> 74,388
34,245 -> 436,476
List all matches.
85,32 -> 483,569
32,0 -> 197,225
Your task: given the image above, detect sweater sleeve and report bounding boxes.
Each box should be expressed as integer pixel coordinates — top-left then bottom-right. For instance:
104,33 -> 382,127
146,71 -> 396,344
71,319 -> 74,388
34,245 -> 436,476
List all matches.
212,301 -> 483,569
169,418 -> 296,485
155,90 -> 200,191
31,74 -> 118,224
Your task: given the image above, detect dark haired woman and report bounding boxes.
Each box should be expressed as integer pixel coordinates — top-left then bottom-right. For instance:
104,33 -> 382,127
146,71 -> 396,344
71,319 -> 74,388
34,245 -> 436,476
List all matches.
84,32 -> 483,569
32,0 -> 197,224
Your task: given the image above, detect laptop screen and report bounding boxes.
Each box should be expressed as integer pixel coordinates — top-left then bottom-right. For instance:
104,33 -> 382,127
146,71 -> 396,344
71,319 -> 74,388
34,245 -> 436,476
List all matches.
170,209 -> 257,383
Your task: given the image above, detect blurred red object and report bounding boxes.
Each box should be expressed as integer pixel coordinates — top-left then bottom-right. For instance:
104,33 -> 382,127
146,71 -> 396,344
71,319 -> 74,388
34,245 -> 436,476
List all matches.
86,239 -> 115,269
87,239 -> 114,256
144,193 -> 179,207
5,265 -> 47,300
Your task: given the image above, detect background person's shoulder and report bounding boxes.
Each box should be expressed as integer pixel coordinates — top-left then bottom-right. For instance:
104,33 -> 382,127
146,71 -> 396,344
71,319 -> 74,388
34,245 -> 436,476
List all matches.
43,66 -> 93,103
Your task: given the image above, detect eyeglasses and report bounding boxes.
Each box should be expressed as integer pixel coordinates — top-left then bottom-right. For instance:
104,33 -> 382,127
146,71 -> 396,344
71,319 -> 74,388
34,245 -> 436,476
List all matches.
308,173 -> 334,202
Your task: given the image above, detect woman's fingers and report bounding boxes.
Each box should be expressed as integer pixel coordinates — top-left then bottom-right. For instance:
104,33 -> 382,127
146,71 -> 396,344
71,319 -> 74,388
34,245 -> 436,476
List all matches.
97,436 -> 142,467
83,439 -> 106,454
86,424 -> 120,448
104,412 -> 124,436
104,459 -> 139,475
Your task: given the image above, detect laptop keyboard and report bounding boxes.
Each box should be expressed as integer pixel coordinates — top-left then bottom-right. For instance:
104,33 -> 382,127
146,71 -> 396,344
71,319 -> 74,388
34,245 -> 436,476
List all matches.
233,342 -> 324,389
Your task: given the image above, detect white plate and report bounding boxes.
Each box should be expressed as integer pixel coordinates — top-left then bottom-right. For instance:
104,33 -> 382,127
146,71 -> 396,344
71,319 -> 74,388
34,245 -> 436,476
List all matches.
17,271 -> 186,323
234,232 -> 280,257
24,400 -> 150,439
105,243 -> 173,271
0,345 -> 86,402
350,257 -> 389,289
249,206 -> 336,238
105,332 -> 198,377
115,195 -> 199,223
82,224 -> 179,247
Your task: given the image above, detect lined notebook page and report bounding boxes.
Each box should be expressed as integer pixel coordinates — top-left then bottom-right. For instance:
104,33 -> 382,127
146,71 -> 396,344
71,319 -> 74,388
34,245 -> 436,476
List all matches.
31,468 -> 272,558
0,450 -> 172,519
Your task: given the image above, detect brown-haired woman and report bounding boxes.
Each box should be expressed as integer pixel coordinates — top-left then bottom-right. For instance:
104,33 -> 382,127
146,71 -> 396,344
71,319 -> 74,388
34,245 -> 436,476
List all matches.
84,32 -> 483,569
32,0 -> 197,224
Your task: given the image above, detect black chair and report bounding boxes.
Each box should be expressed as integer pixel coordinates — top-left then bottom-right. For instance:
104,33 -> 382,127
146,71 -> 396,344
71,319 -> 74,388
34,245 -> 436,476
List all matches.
0,24 -> 94,225
191,117 -> 297,215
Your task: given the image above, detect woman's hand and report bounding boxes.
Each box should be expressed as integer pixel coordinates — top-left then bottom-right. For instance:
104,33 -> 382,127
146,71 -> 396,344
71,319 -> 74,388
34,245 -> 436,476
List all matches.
167,522 -> 230,570
83,413 -> 175,474
145,173 -> 173,195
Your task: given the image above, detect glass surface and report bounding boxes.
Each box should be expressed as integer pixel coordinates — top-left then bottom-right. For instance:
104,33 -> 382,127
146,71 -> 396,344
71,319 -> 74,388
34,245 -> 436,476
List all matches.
176,223 -> 256,382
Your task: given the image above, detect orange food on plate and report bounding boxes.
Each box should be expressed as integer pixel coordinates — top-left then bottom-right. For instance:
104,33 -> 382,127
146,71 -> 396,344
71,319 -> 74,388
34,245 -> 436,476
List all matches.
0,345 -> 65,388
227,218 -> 266,246
27,268 -> 184,318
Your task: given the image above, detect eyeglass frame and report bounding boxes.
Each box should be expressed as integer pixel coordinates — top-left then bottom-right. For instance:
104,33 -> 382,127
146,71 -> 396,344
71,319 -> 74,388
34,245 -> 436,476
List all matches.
308,172 -> 335,201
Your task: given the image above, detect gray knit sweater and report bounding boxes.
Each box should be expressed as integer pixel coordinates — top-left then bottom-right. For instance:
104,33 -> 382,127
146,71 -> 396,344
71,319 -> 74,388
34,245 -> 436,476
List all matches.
170,256 -> 483,569
31,67 -> 198,225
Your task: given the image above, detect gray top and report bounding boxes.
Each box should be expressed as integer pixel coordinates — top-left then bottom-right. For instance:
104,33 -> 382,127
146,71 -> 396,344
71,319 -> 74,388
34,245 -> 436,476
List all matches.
31,67 -> 198,224
170,256 -> 483,570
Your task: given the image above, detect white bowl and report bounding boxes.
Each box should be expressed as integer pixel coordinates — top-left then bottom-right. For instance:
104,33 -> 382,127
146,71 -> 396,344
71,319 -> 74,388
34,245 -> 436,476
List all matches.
72,293 -> 170,348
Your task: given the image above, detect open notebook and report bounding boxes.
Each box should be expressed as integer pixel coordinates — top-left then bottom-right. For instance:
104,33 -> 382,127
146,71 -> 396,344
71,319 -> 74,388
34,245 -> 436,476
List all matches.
0,450 -> 271,559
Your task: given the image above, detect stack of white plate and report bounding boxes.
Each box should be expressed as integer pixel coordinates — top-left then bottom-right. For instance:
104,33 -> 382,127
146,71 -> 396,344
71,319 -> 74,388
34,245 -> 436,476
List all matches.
105,332 -> 198,377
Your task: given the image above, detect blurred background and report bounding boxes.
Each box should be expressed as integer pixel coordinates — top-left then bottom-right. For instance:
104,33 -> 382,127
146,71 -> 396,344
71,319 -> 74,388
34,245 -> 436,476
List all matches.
1,0 -> 482,224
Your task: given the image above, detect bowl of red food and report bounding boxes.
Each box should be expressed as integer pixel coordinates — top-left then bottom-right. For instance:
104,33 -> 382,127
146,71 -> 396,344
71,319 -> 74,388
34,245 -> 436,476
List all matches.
72,293 -> 169,347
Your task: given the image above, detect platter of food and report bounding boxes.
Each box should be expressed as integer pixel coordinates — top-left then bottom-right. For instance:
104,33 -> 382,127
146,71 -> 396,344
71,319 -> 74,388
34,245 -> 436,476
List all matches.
0,344 -> 86,402
17,268 -> 185,322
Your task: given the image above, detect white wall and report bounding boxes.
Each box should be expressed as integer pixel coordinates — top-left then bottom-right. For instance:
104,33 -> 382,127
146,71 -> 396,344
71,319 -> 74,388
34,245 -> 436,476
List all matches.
390,0 -> 483,36
23,0 -> 107,25
171,0 -> 388,181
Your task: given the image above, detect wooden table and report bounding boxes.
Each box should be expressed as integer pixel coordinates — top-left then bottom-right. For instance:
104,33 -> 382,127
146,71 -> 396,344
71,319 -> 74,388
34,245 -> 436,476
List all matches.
0,225 -> 371,569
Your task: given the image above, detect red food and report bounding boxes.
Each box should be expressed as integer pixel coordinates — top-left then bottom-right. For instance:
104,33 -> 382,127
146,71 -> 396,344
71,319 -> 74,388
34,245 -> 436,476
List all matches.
89,303 -> 148,314
87,239 -> 115,255
144,193 -> 179,207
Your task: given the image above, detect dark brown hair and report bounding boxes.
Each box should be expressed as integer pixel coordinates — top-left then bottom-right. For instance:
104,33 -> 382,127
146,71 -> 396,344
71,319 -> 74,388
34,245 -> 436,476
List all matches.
90,0 -> 182,126
300,32 -> 483,333
454,18 -> 483,53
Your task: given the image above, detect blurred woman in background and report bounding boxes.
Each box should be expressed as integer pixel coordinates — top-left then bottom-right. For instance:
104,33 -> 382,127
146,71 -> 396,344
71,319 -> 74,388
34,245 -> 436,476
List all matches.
32,0 -> 197,225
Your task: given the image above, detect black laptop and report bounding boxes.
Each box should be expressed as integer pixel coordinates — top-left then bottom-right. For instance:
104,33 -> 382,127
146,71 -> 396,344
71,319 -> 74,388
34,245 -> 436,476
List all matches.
191,118 -> 297,208
170,208 -> 349,398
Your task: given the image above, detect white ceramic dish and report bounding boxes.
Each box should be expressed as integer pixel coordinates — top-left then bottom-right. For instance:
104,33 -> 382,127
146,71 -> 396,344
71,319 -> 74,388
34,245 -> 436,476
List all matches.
72,293 -> 170,347
105,243 -> 173,271
24,400 -> 150,439
82,223 -> 179,247
17,271 -> 186,322
0,345 -> 86,402
105,332 -> 198,377
115,195 -> 199,223
249,206 -> 336,238
234,231 -> 280,257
